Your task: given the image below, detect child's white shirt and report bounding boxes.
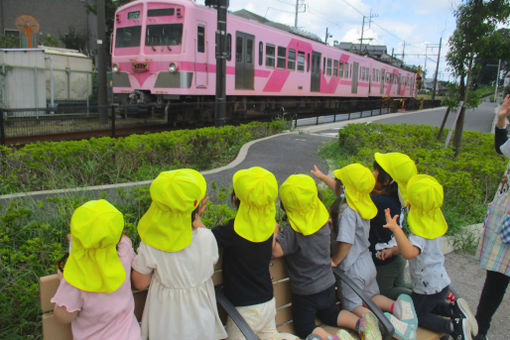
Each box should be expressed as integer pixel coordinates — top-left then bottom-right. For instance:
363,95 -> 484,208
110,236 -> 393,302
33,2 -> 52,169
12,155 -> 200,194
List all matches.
408,232 -> 451,295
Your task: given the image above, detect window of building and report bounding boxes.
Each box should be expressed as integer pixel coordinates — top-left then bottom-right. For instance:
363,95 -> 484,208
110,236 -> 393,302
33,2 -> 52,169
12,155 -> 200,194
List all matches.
277,46 -> 286,69
297,51 -> 305,71
288,48 -> 296,70
266,44 -> 275,67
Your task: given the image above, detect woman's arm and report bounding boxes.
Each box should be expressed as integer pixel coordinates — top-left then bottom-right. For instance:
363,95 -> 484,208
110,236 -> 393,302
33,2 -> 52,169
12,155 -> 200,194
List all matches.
131,270 -> 153,290
383,209 -> 419,260
331,242 -> 352,267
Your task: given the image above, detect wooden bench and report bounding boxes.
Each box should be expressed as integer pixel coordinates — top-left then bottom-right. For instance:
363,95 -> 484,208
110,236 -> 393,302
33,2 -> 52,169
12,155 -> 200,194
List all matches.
40,257 -> 445,340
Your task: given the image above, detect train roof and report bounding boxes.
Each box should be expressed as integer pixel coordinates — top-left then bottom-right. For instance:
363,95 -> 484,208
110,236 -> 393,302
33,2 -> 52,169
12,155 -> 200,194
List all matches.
231,9 -> 324,44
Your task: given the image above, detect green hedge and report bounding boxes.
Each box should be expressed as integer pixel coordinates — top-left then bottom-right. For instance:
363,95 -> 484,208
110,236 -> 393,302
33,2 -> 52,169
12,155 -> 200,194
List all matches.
319,123 -> 507,231
0,121 -> 287,195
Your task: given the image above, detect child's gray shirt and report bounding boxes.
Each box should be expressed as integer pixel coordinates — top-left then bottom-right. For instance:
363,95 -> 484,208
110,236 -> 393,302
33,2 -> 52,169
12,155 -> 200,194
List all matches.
408,232 -> 451,295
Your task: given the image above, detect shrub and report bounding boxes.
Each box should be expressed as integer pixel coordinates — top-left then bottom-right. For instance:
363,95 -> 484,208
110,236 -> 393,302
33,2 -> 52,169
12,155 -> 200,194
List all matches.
0,121 -> 286,195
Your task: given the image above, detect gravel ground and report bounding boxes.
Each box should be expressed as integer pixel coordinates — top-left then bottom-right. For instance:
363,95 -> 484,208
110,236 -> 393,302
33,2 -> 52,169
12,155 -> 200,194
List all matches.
445,252 -> 510,340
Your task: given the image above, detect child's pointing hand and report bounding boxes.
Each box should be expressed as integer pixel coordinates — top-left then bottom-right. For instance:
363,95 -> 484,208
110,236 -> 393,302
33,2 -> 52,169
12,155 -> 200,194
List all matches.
383,208 -> 399,233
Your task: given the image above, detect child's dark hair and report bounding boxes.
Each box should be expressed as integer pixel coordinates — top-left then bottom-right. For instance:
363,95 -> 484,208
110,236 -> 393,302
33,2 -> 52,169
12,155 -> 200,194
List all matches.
231,191 -> 240,209
373,160 -> 398,200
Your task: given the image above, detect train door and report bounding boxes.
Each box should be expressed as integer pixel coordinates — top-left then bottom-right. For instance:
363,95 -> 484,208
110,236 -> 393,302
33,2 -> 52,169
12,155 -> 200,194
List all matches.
380,68 -> 385,94
311,51 -> 321,92
195,23 -> 207,88
351,62 -> 359,94
235,31 -> 254,90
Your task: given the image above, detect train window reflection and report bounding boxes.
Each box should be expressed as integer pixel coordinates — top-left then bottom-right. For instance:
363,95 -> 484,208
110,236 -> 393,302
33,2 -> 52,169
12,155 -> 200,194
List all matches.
266,44 -> 275,68
115,26 -> 141,48
145,24 -> 183,46
288,49 -> 296,70
277,46 -> 286,69
297,51 -> 305,71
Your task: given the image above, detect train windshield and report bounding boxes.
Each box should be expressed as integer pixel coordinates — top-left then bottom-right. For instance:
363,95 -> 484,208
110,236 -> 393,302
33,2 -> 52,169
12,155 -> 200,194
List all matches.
145,24 -> 183,46
115,26 -> 141,48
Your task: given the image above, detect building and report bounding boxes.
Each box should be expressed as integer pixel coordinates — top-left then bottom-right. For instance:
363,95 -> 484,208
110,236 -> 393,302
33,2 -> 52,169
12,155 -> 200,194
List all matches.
0,0 -> 97,54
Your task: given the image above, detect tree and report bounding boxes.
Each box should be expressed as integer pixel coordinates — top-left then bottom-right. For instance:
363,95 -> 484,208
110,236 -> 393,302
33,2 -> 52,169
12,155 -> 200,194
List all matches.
446,0 -> 510,156
471,28 -> 510,88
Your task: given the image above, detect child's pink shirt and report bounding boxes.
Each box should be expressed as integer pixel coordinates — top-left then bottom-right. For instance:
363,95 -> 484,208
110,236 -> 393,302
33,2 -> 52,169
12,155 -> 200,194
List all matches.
51,235 -> 141,340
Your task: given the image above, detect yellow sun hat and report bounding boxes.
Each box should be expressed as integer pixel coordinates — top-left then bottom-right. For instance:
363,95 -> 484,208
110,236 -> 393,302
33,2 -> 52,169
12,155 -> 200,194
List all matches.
333,163 -> 377,220
406,174 -> 448,239
137,169 -> 206,252
279,174 -> 329,235
233,167 -> 278,242
374,152 -> 417,204
63,199 -> 125,293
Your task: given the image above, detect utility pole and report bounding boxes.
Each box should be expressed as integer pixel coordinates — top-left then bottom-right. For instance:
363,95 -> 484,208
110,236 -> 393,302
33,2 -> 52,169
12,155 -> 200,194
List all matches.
294,0 -> 306,28
215,0 -> 228,126
495,58 -> 501,103
401,41 -> 405,64
96,0 -> 107,123
431,37 -> 442,100
324,27 -> 332,45
359,10 -> 377,54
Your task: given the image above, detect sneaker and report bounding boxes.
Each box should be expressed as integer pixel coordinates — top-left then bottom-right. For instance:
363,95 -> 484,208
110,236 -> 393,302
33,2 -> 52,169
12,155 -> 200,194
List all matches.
336,329 -> 357,340
393,294 -> 418,330
384,312 -> 417,340
358,312 -> 382,340
451,317 -> 472,340
452,298 -> 479,336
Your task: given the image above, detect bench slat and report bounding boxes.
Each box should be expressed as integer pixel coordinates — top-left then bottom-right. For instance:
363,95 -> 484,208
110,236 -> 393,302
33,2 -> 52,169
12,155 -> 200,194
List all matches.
42,313 -> 72,340
273,279 -> 292,308
40,274 -> 60,313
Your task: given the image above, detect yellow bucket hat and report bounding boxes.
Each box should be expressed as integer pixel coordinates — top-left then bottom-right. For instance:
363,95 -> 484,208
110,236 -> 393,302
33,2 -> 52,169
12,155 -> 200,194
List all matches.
407,174 -> 448,239
63,199 -> 125,293
279,174 -> 329,235
137,169 -> 206,252
374,152 -> 417,204
333,163 -> 377,220
233,167 -> 278,242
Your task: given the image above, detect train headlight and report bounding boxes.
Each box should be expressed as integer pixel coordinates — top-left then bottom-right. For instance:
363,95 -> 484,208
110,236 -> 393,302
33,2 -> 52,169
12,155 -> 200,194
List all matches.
112,64 -> 119,73
168,63 -> 177,73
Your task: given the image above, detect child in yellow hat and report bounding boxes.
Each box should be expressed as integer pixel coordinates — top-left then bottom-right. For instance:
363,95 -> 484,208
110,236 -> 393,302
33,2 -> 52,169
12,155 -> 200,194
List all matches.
131,169 -> 227,340
313,163 -> 418,340
382,174 -> 476,339
50,199 -> 142,340
370,153 -> 414,300
210,167 -> 290,340
273,174 -> 373,340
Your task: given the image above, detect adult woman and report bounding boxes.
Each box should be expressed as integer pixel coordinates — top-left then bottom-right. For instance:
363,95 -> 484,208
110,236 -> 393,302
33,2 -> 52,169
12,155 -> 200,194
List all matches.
474,94 -> 510,340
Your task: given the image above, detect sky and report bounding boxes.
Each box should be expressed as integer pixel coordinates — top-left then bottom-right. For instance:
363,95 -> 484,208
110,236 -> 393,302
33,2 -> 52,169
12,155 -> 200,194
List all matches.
195,0 -> 462,81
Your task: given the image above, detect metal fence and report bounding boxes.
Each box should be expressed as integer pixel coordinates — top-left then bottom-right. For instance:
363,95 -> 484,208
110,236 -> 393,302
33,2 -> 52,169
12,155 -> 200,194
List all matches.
0,98 -> 441,145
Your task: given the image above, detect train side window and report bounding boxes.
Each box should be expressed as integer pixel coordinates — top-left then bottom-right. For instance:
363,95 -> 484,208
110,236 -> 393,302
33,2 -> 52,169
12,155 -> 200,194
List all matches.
327,58 -> 332,76
197,25 -> 205,53
345,63 -> 349,78
350,64 -> 353,78
227,34 -> 232,61
277,46 -> 286,69
246,38 -> 253,64
333,60 -> 338,77
307,53 -> 310,72
259,41 -> 263,66
323,57 -> 326,74
339,62 -> 344,78
236,36 -> 243,62
266,44 -> 275,68
288,48 -> 296,71
297,51 -> 305,71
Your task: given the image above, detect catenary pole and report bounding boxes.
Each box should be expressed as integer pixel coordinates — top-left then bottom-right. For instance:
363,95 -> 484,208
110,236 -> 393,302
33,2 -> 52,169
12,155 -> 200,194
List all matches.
431,37 -> 442,100
96,0 -> 108,123
215,0 -> 228,126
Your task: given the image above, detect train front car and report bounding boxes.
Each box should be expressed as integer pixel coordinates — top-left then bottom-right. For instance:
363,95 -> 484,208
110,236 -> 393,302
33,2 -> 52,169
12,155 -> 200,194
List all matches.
112,0 -> 205,110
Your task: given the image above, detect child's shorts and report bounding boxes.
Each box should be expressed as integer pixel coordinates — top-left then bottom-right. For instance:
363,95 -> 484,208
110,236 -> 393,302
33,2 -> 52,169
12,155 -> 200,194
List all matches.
226,297 -> 280,340
291,285 -> 340,338
337,255 -> 380,311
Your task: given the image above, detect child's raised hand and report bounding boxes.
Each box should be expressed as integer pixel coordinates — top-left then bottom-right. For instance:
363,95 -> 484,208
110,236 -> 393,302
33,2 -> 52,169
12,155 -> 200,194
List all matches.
197,196 -> 209,216
383,208 -> 399,232
310,165 -> 325,180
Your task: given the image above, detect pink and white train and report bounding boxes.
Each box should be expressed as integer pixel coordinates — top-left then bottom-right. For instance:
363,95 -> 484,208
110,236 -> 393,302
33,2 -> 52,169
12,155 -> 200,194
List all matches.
111,0 -> 416,120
